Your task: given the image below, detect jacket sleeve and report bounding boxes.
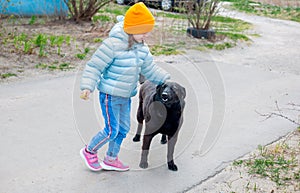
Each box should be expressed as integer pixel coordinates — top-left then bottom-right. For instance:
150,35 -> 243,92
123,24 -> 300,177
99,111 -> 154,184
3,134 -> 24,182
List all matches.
141,52 -> 170,85
80,39 -> 114,92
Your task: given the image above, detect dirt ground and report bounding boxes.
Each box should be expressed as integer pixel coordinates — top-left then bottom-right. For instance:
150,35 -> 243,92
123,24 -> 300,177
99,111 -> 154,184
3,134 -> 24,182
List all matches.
0,15 -> 208,83
187,129 -> 300,193
0,1 -> 299,83
0,18 -> 114,83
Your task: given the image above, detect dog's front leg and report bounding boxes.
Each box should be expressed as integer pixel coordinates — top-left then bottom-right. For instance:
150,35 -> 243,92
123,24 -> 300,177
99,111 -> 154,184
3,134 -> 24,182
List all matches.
133,123 -> 143,142
139,134 -> 154,169
167,133 -> 179,171
160,134 -> 167,144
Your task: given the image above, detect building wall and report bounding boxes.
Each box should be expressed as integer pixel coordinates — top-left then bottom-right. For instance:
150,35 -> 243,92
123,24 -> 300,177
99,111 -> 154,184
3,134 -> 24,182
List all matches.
0,0 -> 68,16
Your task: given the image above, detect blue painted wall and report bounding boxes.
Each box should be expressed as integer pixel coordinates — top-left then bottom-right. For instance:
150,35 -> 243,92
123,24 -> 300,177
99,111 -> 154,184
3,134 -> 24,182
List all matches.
0,0 -> 68,16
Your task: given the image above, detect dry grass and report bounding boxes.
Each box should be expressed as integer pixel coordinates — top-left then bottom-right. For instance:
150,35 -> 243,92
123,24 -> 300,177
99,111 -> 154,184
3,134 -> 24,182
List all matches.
253,0 -> 300,7
187,128 -> 300,193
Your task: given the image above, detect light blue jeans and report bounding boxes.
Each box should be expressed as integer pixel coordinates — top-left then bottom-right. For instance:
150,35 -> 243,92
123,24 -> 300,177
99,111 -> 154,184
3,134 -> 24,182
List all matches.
87,92 -> 131,158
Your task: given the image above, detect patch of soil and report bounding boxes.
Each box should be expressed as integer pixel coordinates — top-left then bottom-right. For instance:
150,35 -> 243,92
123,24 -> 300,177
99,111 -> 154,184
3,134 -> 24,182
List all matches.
0,18 -> 115,83
187,128 -> 300,193
0,15 -> 225,83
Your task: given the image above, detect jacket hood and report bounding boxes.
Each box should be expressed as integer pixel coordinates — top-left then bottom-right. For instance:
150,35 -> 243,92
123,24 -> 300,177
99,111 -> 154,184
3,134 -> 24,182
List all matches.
109,16 -> 129,42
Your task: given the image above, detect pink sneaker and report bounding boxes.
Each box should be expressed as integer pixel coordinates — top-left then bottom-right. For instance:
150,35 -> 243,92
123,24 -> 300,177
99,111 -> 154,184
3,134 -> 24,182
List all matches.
80,147 -> 102,171
101,157 -> 129,171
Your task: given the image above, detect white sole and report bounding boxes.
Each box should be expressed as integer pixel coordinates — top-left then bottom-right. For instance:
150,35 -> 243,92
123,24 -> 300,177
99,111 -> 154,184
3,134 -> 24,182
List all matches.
100,162 -> 129,172
79,149 -> 102,172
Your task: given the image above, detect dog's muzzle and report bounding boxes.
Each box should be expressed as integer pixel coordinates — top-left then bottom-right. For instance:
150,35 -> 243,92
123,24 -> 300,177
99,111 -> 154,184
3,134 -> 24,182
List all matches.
161,92 -> 169,102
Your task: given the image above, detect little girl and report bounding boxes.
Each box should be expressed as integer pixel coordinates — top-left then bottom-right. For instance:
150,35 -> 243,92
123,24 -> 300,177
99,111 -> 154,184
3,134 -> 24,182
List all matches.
79,2 -> 170,171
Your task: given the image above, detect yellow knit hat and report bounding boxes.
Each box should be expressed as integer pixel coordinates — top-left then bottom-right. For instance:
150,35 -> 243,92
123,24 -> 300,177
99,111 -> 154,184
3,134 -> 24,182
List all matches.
124,2 -> 155,34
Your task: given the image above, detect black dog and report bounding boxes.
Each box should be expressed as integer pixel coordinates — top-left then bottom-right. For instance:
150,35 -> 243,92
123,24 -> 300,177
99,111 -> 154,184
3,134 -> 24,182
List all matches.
133,80 -> 186,171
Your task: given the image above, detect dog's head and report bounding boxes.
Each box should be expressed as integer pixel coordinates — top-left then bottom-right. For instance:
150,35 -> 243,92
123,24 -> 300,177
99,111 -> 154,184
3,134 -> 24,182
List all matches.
156,82 -> 186,108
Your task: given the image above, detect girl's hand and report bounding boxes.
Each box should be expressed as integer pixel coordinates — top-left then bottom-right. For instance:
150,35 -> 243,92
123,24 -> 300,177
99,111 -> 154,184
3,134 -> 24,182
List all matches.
80,89 -> 91,100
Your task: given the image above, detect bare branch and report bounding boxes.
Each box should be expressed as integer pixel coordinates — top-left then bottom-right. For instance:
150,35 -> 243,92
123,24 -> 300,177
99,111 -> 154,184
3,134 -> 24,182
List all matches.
64,0 -> 74,17
288,102 -> 300,107
256,101 -> 300,126
64,0 -> 111,22
255,110 -> 274,122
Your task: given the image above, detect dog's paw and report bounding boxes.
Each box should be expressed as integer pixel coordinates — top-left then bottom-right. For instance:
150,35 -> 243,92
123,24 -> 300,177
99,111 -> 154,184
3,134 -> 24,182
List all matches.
133,134 -> 140,142
139,161 -> 148,169
160,135 -> 167,144
167,161 -> 178,171
160,138 -> 167,144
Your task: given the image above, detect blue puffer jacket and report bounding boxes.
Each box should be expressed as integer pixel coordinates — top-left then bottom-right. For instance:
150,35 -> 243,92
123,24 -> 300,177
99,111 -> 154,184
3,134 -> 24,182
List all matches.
80,16 -> 170,98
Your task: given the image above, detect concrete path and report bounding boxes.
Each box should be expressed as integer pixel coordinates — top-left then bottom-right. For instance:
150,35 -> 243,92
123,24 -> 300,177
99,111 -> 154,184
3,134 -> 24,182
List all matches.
1,8 -> 300,193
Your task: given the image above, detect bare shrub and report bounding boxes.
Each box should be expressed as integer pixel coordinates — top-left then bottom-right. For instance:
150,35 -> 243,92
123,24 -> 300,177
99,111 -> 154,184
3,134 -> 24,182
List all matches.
64,0 -> 112,22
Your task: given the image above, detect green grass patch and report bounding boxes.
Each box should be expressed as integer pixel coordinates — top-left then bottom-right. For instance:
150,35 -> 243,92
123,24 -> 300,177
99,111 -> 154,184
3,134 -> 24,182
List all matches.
93,15 -> 111,22
59,63 -> 73,70
1,73 -> 17,79
29,16 -> 36,25
218,32 -> 250,41
249,33 -> 261,37
93,38 -> 103,43
35,62 -> 73,71
197,42 -> 235,50
215,16 -> 251,32
225,0 -> 300,22
213,15 -> 241,23
76,53 -> 86,60
193,46 -> 207,51
99,4 -> 129,16
76,47 -> 90,60
215,42 -> 235,50
234,143 -> 299,186
150,44 -> 183,56
2,30 -> 72,56
156,12 -> 187,19
35,63 -> 48,69
157,12 -> 252,45
203,43 -> 214,49
96,3 -> 252,50
95,4 -> 129,23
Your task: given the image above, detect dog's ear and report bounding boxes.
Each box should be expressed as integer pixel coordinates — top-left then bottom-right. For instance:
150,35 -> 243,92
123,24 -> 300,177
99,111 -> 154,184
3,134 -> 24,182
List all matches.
173,83 -> 186,100
179,86 -> 186,110
179,86 -> 186,100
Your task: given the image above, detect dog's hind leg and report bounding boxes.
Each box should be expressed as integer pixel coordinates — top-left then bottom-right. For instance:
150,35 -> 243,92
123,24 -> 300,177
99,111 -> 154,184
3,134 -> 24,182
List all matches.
167,133 -> 179,171
139,134 -> 154,169
133,95 -> 144,142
